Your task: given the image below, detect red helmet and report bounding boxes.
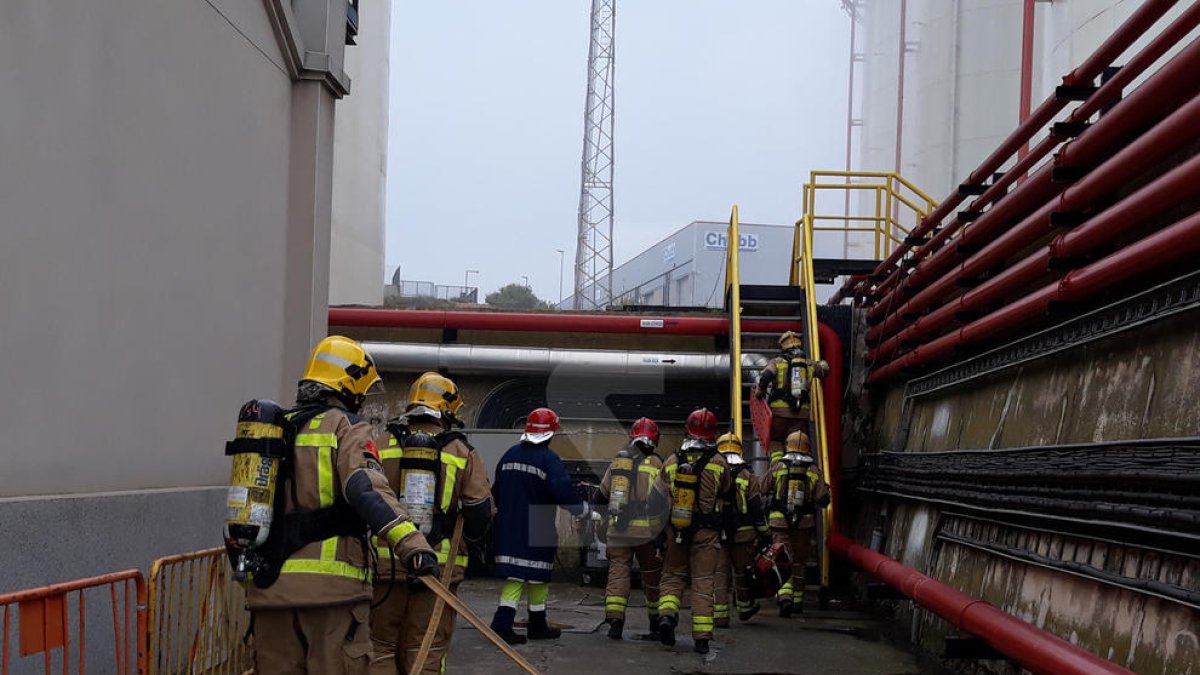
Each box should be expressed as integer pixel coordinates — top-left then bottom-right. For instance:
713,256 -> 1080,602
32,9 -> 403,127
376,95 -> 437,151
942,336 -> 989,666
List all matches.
685,408 -> 718,441
630,417 -> 660,448
522,407 -> 560,444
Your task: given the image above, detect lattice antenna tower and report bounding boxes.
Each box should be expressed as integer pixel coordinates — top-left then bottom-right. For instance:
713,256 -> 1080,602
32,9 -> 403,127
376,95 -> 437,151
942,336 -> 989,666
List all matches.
574,0 -> 616,310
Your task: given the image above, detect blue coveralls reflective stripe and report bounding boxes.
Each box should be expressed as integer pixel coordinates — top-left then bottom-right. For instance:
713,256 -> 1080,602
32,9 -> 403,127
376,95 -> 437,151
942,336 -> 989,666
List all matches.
489,440 -> 587,633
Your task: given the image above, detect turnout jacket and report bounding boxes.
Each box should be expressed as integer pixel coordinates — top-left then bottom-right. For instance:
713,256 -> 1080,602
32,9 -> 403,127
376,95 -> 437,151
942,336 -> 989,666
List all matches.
760,461 -> 830,530
756,356 -> 830,419
650,447 -> 733,532
247,405 -> 432,610
372,416 -> 493,580
491,440 -> 589,582
596,446 -> 664,545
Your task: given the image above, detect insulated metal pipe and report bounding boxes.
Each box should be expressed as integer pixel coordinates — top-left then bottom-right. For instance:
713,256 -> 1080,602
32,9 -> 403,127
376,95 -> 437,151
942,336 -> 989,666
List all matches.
831,0 -> 1182,305
829,533 -> 1134,675
362,341 -> 756,378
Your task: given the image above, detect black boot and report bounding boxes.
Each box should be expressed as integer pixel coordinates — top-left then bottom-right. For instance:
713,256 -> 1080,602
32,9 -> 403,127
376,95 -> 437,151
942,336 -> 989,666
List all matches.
649,616 -> 661,634
738,602 -> 760,622
607,619 -> 624,640
779,598 -> 794,618
658,615 -> 677,646
527,610 -> 562,640
491,606 -> 527,644
693,639 -> 710,654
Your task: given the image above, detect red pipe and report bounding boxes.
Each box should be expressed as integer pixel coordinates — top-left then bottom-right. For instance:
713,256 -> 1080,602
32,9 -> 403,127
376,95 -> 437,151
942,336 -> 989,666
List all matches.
818,323 -> 844,512
868,91 -> 1200,350
860,4 -> 1199,310
829,533 -> 1133,675
869,209 -> 1200,382
1018,0 -> 1036,159
873,147 -> 1200,362
866,37 -> 1200,332
831,0 -> 1182,304
330,307 -> 822,336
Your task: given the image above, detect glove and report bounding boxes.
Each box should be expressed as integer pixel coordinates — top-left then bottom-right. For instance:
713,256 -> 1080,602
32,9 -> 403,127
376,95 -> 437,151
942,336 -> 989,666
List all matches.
407,551 -> 440,578
589,510 -> 603,522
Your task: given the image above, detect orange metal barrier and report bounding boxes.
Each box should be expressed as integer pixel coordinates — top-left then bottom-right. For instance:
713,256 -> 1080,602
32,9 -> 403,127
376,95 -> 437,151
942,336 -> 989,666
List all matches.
147,548 -> 250,675
0,570 -> 147,675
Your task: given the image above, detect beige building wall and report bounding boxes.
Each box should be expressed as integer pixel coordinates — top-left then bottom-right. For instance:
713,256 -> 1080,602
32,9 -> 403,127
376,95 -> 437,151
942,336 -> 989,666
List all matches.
330,0 -> 391,306
0,0 -> 353,593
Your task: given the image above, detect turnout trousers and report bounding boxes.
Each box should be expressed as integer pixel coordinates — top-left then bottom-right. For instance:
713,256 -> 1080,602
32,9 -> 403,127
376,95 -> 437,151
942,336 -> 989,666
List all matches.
252,601 -> 372,675
604,541 -> 663,622
713,545 -> 730,627
657,528 -> 721,640
369,567 -> 465,675
773,526 -> 814,605
729,539 -> 758,615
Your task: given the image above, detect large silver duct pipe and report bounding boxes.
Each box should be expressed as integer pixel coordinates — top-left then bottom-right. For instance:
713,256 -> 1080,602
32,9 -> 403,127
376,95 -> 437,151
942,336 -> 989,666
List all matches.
363,341 -> 771,378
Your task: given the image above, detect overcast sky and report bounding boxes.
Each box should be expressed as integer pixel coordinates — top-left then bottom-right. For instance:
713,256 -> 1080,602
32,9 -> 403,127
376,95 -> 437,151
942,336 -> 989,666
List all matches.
386,1 -> 850,305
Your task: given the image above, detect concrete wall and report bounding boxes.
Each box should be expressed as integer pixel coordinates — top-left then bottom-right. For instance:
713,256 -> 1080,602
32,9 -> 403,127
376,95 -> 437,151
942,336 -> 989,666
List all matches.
0,0 -> 352,594
863,311 -> 1200,673
330,0 -> 390,306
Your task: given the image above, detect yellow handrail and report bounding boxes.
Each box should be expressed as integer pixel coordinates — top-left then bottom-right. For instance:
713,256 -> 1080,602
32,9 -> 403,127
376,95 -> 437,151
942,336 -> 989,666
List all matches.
725,205 -> 744,438
793,170 -> 937,265
795,213 -> 833,589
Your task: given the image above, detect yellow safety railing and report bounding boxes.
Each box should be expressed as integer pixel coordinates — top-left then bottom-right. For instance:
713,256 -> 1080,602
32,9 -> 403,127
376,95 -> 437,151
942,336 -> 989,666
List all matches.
725,205 -> 744,438
792,211 -> 834,589
148,548 -> 250,675
790,170 -> 937,284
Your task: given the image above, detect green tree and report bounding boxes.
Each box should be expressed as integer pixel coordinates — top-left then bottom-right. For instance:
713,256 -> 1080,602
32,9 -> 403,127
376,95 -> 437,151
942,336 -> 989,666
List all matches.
485,283 -> 550,310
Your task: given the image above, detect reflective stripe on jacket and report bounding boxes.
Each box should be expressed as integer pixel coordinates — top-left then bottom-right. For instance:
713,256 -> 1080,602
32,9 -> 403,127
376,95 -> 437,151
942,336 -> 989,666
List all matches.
599,448 -> 664,544
492,441 -> 587,582
652,450 -> 732,530
246,407 -> 427,610
372,420 -> 492,575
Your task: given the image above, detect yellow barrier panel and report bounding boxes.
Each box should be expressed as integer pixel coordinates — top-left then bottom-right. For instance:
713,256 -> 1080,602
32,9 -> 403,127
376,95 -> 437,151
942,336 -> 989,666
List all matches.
148,548 -> 250,675
725,205 -> 744,438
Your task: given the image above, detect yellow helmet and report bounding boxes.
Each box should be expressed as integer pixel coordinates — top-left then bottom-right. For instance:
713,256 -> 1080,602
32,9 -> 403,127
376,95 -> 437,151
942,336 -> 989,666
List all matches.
785,430 -> 811,454
716,433 -> 743,455
779,331 -> 804,353
407,372 -> 464,419
299,336 -> 383,407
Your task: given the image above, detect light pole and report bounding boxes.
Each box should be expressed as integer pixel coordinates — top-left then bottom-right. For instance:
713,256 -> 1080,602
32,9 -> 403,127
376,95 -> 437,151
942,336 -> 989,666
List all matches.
521,275 -> 529,288
555,249 -> 565,308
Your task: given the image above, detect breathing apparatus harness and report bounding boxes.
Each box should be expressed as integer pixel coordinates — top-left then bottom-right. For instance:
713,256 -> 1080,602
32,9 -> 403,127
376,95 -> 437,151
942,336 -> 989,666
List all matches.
224,400 -> 371,591
773,451 -> 817,528
607,439 -> 655,532
669,441 -> 724,543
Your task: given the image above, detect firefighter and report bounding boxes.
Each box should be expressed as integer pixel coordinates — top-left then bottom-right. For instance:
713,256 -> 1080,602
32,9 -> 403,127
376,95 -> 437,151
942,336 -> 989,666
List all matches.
650,408 -> 732,655
754,331 -> 829,459
489,408 -> 595,644
594,417 -> 665,640
369,373 -> 494,675
762,431 -> 830,617
246,336 -> 436,675
715,433 -> 768,622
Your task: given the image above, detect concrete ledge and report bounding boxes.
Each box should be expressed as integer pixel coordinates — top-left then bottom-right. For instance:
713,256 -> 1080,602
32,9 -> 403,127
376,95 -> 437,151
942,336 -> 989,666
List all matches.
0,487 -> 226,594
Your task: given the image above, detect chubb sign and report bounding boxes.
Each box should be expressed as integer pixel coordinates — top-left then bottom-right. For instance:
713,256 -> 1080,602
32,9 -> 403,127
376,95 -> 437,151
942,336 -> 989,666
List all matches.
704,231 -> 759,252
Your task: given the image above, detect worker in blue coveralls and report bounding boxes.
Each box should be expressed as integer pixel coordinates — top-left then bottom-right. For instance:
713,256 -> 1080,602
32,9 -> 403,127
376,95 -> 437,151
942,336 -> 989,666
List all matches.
489,407 -> 596,644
